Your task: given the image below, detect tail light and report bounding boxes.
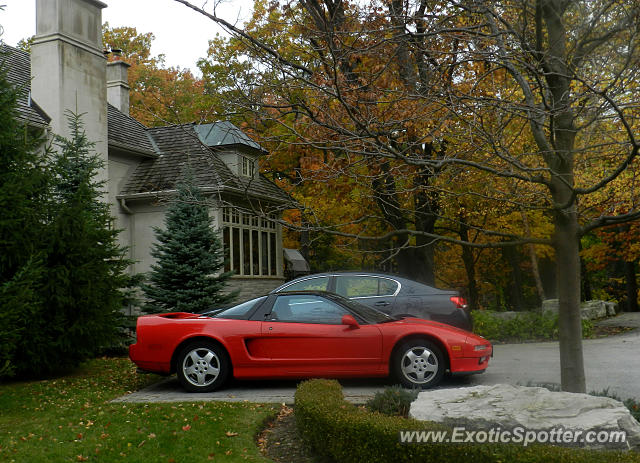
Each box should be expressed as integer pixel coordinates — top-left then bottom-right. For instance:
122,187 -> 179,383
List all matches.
450,296 -> 468,310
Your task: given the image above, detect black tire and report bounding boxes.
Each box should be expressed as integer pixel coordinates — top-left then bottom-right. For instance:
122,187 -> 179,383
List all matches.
393,339 -> 445,389
175,341 -> 229,392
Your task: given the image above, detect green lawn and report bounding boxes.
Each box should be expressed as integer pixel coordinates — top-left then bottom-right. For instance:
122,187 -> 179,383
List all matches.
0,357 -> 278,462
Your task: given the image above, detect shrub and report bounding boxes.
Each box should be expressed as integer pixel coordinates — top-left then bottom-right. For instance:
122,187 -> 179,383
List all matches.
366,386 -> 419,418
472,310 -> 593,342
295,379 -> 640,463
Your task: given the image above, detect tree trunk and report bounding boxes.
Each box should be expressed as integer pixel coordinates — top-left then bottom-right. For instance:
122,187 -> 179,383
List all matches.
554,210 -> 585,392
540,0 -> 585,394
395,246 -> 435,286
502,244 -> 525,311
521,210 -> 546,301
578,240 -> 592,301
625,260 -> 638,312
459,221 -> 479,310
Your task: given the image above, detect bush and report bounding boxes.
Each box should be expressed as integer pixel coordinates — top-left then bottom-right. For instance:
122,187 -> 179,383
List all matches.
366,386 -> 418,418
472,310 -> 593,342
295,379 -> 640,463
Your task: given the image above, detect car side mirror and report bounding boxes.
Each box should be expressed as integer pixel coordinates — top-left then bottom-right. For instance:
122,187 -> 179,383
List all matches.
341,314 -> 360,328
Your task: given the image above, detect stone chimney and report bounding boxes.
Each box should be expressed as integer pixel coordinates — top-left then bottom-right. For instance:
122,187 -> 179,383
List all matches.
30,0 -> 109,193
107,60 -> 130,115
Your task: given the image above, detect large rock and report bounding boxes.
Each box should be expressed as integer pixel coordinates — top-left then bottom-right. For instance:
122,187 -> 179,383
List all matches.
541,299 -> 617,320
409,384 -> 640,449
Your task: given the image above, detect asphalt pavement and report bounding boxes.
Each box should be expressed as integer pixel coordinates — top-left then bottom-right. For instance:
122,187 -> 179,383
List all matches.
113,313 -> 640,404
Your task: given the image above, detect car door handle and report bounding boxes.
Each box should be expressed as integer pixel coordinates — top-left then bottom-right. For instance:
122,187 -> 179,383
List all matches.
374,301 -> 390,307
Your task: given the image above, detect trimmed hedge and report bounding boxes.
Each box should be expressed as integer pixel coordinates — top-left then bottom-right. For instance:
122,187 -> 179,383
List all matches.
294,379 -> 640,463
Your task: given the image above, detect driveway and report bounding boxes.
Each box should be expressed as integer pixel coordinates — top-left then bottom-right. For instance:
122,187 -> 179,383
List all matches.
113,325 -> 640,404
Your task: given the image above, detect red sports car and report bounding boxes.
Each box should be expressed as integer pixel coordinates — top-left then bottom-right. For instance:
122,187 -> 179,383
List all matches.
129,291 -> 492,392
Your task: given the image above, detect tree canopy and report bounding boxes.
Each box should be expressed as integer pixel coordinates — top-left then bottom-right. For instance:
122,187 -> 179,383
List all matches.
172,0 -> 640,392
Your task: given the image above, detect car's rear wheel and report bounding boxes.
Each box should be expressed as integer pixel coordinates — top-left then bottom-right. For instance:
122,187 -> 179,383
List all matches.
176,341 -> 229,392
394,339 -> 445,389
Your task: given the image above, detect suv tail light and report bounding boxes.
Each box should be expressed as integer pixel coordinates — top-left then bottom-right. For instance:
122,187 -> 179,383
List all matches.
450,296 -> 468,310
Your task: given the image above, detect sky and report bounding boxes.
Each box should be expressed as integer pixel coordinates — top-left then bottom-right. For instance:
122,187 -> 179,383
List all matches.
0,0 -> 253,74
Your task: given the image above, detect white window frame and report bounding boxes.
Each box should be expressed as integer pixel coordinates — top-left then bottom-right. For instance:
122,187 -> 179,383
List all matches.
222,207 -> 280,277
241,155 -> 256,178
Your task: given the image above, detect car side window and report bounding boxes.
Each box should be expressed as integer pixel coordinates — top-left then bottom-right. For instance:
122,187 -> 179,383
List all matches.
282,276 -> 329,292
268,295 -> 348,324
378,278 -> 399,296
335,276 -> 398,298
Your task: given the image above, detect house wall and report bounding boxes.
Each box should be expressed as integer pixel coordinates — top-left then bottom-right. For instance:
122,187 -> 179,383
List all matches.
126,201 -> 168,275
126,200 -> 284,302
108,151 -> 141,251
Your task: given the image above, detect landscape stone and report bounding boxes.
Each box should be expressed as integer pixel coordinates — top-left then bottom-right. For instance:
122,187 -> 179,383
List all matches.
540,299 -> 616,320
409,384 -> 640,450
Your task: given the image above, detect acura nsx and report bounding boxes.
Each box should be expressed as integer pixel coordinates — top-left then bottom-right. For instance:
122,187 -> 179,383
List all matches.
129,291 -> 491,392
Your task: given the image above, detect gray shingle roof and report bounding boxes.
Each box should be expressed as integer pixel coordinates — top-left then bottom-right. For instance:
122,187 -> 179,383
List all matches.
107,104 -> 157,157
1,44 -> 50,127
2,43 -> 290,205
119,124 -> 291,204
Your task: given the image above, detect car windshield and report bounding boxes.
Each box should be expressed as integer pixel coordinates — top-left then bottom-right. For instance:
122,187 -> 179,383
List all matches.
211,296 -> 267,319
324,293 -> 395,324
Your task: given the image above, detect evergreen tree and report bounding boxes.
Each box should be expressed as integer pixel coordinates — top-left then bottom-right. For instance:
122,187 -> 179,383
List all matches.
143,172 -> 235,313
12,112 -> 133,376
0,53 -> 49,378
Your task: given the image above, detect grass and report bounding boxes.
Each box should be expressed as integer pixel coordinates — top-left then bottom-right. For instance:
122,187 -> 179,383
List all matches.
0,357 -> 278,463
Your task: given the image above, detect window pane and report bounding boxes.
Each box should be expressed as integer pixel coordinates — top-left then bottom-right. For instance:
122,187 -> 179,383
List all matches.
243,229 -> 250,275
252,230 -> 259,275
270,232 -> 277,275
213,296 -> 267,319
269,295 -> 347,324
232,227 -> 240,273
223,227 -> 230,272
283,276 -> 329,292
378,278 -> 399,296
335,276 -> 379,298
261,231 -> 269,275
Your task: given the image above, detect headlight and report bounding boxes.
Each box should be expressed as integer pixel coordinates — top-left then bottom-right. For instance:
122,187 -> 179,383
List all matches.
474,345 -> 488,351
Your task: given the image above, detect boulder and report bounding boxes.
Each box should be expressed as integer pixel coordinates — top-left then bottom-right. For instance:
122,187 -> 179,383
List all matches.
581,301 -> 609,320
540,299 -> 617,320
541,299 -> 559,314
409,384 -> 640,450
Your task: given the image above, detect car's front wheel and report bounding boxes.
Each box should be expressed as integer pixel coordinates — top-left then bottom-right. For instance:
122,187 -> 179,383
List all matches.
393,339 -> 445,389
176,341 -> 229,392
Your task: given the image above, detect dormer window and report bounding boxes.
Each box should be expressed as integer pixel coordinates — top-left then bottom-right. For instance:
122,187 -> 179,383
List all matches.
241,155 -> 256,178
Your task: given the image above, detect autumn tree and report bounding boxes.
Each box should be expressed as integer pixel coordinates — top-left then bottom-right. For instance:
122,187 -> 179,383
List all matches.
102,23 -> 210,126
175,0 -> 640,392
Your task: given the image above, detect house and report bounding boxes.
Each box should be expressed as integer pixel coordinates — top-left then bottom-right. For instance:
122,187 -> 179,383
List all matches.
3,0 -> 296,302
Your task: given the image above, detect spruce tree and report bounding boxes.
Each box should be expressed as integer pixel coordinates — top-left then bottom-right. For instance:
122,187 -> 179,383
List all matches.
0,53 -> 49,378
142,172 -> 235,313
13,112 -> 133,376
